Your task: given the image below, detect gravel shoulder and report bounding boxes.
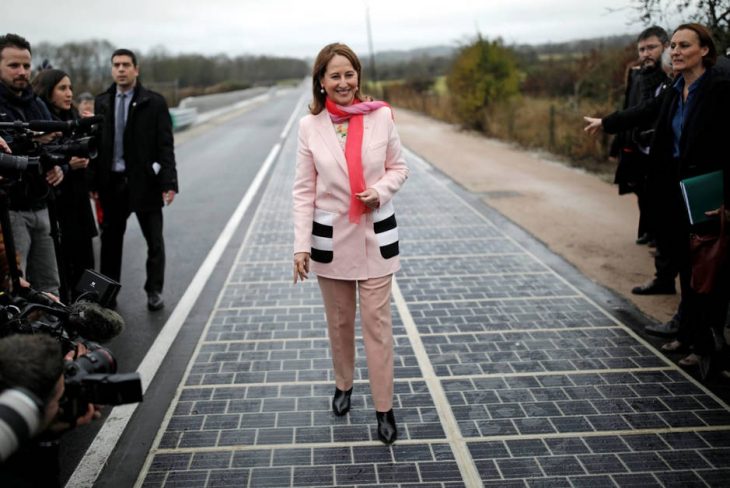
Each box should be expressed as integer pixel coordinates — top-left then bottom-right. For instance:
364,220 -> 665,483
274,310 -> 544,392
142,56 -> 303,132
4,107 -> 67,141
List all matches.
396,108 -> 678,323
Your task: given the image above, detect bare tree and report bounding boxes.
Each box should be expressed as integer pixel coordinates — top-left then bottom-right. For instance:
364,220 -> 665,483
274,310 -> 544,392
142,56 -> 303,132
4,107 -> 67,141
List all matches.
630,0 -> 730,48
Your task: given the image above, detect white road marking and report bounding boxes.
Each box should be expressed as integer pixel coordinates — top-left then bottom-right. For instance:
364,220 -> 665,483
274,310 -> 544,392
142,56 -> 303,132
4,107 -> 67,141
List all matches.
392,278 -> 484,487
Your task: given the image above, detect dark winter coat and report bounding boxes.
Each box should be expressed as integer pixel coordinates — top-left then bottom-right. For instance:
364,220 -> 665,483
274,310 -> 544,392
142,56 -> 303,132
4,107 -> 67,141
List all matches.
48,106 -> 97,240
89,82 -> 178,211
610,65 -> 670,194
0,83 -> 55,210
603,66 -> 730,229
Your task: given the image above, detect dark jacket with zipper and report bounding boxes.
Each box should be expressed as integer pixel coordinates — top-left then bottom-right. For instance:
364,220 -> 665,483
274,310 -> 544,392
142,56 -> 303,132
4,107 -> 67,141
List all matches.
89,81 -> 178,212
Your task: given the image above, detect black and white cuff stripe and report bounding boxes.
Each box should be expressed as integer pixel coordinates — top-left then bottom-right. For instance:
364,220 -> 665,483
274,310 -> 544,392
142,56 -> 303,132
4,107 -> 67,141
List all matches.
311,208 -> 334,263
373,200 -> 399,259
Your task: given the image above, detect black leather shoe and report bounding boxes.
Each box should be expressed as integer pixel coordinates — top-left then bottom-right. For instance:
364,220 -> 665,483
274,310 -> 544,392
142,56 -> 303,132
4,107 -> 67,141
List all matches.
376,409 -> 397,445
645,316 -> 680,337
635,233 -> 654,245
332,387 -> 352,416
147,292 -> 165,311
631,280 -> 676,295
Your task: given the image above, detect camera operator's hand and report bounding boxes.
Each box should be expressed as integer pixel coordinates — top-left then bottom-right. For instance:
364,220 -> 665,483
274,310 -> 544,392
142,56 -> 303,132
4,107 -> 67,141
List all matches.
45,165 -> 64,187
69,157 -> 89,170
33,131 -> 61,145
41,376 -> 65,430
46,398 -> 101,433
44,350 -> 102,433
0,136 -> 10,153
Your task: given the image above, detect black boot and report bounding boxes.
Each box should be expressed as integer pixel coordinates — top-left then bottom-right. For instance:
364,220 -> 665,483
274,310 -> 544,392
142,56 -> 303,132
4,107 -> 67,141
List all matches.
376,409 -> 397,444
332,387 -> 353,416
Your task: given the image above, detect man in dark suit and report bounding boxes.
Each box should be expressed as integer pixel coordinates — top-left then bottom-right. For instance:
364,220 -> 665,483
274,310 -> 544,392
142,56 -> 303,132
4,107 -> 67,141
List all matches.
89,49 -> 178,310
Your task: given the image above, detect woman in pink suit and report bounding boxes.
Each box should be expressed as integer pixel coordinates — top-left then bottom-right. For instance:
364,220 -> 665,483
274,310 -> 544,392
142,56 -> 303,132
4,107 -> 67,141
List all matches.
292,43 -> 408,444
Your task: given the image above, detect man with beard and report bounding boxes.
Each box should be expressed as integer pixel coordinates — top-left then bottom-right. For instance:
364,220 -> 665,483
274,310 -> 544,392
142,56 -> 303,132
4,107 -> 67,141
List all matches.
584,26 -> 686,337
0,33 -> 64,295
611,26 -> 675,296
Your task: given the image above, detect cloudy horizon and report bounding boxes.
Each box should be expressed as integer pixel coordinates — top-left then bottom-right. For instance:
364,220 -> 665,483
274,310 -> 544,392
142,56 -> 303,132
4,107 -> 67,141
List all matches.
5,0 -> 687,59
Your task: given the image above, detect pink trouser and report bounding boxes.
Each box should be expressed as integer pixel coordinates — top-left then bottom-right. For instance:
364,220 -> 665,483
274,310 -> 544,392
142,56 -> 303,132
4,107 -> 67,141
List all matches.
317,274 -> 394,412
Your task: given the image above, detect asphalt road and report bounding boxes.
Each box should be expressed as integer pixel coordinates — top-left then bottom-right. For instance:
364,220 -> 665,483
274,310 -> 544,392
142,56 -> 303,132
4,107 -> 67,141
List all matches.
58,86 -> 303,485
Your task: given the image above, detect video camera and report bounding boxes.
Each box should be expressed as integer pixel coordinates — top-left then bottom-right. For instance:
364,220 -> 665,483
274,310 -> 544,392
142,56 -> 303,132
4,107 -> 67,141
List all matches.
0,291 -> 142,424
0,115 -> 101,177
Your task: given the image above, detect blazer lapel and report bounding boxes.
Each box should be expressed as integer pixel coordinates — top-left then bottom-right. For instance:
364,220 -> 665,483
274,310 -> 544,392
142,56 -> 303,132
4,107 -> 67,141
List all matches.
314,111 -> 348,174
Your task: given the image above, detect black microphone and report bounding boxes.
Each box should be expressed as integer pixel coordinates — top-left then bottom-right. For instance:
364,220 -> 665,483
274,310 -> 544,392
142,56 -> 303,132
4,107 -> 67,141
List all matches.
66,301 -> 125,343
26,115 -> 103,133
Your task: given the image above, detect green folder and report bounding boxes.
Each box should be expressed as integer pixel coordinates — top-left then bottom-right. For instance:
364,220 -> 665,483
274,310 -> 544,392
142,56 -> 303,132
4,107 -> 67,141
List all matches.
679,170 -> 724,225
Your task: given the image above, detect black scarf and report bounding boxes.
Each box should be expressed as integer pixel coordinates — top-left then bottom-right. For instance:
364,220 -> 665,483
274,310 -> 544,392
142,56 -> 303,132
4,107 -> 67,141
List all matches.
637,64 -> 670,103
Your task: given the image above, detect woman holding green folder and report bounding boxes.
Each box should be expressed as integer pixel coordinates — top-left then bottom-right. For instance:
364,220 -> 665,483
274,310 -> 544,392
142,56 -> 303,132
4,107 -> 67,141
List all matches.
586,23 -> 729,376
644,23 -> 729,375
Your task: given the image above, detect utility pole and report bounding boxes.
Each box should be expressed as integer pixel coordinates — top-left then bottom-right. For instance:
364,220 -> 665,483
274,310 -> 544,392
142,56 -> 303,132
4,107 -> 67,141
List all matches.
365,2 -> 378,82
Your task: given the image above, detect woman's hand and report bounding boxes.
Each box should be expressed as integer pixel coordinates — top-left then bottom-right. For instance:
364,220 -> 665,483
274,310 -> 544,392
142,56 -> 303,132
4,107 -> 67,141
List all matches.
69,157 -> 89,170
705,207 -> 730,220
293,252 -> 310,283
583,116 -> 603,135
356,188 -> 380,209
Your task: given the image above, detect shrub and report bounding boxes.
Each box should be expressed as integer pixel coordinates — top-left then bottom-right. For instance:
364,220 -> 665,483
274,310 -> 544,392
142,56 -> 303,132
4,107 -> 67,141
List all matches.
446,37 -> 521,132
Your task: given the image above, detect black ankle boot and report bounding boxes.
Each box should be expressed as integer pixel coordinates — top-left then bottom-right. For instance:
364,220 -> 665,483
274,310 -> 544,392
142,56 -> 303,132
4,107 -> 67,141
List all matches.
376,409 -> 397,444
332,387 -> 353,416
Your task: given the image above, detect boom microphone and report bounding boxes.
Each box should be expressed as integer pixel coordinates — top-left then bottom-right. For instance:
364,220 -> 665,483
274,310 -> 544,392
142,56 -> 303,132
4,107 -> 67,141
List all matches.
26,115 -> 103,133
66,301 -> 125,343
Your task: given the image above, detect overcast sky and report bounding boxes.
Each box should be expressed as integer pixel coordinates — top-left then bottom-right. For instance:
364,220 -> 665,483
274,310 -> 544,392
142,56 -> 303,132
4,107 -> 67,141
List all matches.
7,0 -> 654,58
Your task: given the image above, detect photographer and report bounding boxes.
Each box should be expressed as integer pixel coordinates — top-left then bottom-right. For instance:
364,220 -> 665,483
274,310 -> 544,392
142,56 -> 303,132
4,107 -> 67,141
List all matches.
0,335 -> 99,487
0,33 -> 64,296
32,69 -> 97,295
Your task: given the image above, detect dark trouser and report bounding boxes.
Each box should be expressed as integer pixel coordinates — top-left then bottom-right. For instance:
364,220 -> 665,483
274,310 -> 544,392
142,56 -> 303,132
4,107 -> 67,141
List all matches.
59,222 -> 95,297
99,174 -> 165,294
670,223 -> 730,356
636,183 -> 652,239
653,224 -> 680,285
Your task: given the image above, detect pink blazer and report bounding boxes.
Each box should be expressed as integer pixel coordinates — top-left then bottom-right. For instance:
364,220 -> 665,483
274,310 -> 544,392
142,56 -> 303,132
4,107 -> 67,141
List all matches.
293,107 -> 409,280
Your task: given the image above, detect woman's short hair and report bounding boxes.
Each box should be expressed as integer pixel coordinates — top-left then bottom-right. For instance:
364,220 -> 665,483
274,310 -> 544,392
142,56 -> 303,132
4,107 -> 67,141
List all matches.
309,43 -> 363,115
674,23 -> 717,68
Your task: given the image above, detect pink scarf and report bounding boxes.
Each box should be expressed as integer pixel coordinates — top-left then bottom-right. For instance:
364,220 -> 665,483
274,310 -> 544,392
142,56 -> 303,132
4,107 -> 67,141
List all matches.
325,97 -> 391,223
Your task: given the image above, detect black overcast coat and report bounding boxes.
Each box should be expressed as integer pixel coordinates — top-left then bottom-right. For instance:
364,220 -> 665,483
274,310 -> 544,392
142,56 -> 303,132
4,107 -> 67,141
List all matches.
89,82 -> 178,211
603,66 -> 730,228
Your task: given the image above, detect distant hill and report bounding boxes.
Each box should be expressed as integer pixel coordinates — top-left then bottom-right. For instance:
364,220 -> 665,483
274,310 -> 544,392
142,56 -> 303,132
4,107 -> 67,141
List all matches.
374,45 -> 457,64
374,34 -> 636,65
513,34 -> 636,56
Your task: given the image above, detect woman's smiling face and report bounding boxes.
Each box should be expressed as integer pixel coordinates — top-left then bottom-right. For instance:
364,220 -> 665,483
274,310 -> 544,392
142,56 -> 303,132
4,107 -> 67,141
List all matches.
321,54 -> 358,106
